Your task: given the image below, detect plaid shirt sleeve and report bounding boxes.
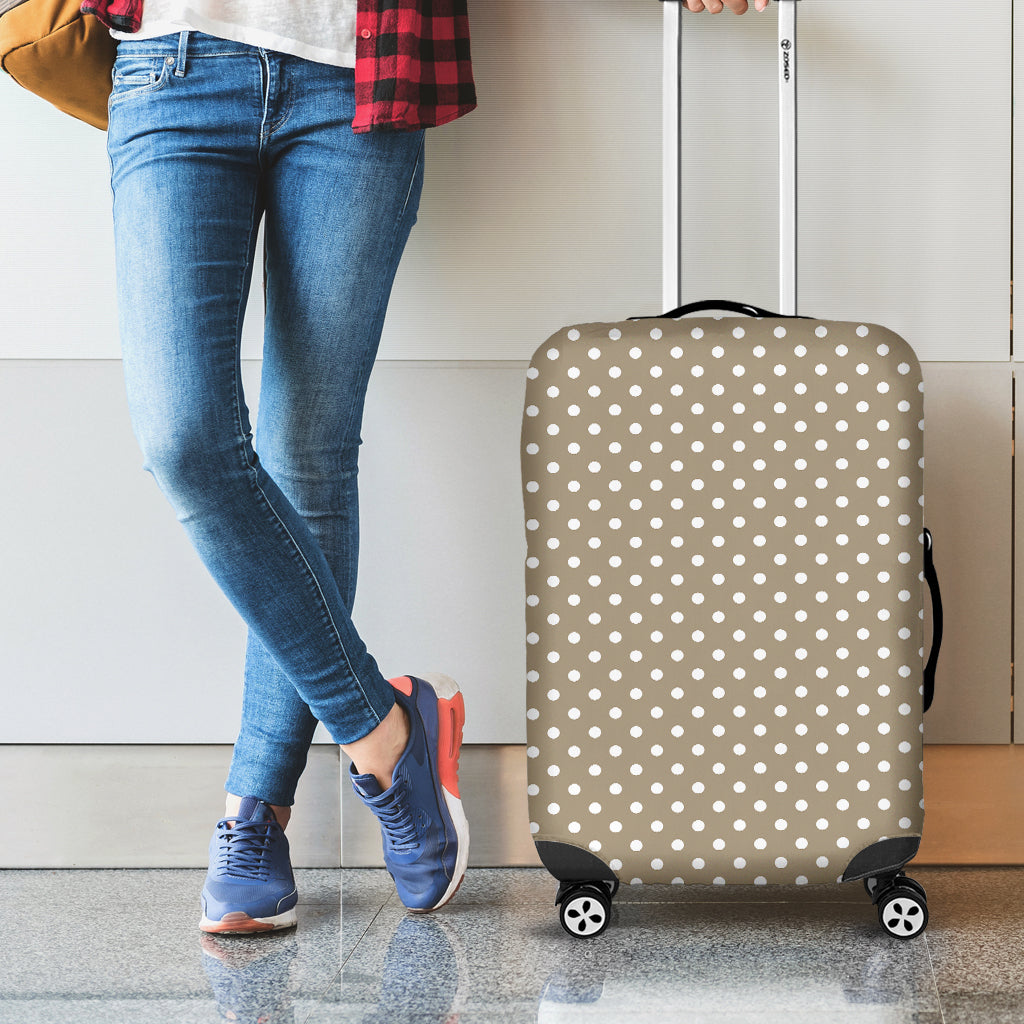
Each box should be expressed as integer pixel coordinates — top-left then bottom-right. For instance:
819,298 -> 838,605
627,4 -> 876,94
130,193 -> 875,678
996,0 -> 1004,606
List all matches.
79,0 -> 476,134
353,0 -> 477,134
79,0 -> 143,32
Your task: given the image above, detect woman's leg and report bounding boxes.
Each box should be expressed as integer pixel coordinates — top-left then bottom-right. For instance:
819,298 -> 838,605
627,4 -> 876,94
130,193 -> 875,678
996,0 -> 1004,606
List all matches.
226,77 -> 425,807
108,33 -> 400,777
108,32 -> 465,927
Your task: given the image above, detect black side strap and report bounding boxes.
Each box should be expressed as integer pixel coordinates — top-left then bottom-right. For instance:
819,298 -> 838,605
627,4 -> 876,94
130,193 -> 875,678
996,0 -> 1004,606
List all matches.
922,528 -> 942,713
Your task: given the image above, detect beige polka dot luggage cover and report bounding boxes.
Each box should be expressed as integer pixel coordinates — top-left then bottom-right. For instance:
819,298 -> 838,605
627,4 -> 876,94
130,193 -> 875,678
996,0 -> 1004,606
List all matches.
522,313 -> 930,894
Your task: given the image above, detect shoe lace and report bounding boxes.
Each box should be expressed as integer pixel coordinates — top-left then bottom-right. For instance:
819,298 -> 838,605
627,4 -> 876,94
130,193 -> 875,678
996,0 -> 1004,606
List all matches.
374,783 -> 421,854
215,818 -> 275,880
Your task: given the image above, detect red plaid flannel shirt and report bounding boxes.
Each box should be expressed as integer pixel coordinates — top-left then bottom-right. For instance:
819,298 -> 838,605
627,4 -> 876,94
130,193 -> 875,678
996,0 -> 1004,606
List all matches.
79,0 -> 476,133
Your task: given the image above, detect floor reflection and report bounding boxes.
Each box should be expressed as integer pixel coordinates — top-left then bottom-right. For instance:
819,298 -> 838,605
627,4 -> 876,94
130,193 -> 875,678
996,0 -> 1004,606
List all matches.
200,931 -> 299,1023
0,868 -> 1016,1023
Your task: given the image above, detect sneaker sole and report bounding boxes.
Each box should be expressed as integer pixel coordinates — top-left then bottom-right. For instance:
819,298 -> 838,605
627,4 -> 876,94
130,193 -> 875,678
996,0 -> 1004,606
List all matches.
415,672 -> 471,912
199,907 -> 298,934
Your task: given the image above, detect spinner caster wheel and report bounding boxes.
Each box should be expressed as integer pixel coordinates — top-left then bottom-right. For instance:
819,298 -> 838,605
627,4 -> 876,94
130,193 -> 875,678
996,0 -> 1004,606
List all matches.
866,873 -> 927,902
558,884 -> 611,939
898,876 -> 928,902
877,886 -> 929,939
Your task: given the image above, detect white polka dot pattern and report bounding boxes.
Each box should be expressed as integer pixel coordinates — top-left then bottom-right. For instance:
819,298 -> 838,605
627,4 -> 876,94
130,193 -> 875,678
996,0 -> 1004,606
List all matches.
523,317 -> 926,886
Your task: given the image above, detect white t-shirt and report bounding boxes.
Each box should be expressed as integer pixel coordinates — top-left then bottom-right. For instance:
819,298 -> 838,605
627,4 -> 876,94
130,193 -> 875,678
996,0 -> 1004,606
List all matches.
109,1 -> 357,69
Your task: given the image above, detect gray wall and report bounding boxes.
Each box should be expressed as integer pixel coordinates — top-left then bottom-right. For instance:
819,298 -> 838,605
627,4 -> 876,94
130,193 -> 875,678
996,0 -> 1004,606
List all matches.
0,0 -> 1018,866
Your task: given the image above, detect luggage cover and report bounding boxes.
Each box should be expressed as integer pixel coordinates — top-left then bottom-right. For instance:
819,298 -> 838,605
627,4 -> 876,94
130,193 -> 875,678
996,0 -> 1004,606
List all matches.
522,314 -> 926,886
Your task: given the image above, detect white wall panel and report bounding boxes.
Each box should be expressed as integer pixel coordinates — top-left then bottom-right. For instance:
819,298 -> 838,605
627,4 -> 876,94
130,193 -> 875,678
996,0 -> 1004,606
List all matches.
0,1 -> 1015,754
675,3 -> 1009,363
0,67 -> 274,360
1017,0 -> 1024,369
1014,0 -> 1024,744
0,360 -> 529,744
921,363 -> 1013,744
0,360 -> 250,742
355,362 -> 528,742
0,87 -> 120,359
0,0 -> 664,361
380,0 -> 664,359
0,0 -> 663,744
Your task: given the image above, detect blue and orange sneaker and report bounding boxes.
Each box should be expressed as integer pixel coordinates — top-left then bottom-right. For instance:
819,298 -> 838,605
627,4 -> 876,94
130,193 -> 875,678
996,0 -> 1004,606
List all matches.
350,673 -> 469,912
199,796 -> 298,934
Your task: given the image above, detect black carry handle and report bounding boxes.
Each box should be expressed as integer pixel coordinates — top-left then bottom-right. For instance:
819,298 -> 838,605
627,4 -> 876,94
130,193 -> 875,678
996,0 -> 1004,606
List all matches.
663,1 -> 801,6
922,528 -> 942,714
662,299 -> 809,319
629,299 -> 812,321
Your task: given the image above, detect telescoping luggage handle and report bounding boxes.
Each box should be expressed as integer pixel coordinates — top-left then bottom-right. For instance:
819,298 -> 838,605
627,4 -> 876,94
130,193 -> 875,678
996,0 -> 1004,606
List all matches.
661,0 -> 800,316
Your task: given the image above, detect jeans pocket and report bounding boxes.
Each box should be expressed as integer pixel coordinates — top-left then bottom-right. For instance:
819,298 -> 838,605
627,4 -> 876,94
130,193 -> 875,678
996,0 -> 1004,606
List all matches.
109,55 -> 173,105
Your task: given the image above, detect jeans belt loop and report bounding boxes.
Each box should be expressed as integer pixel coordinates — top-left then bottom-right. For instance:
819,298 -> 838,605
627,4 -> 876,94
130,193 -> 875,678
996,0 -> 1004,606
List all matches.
175,30 -> 189,77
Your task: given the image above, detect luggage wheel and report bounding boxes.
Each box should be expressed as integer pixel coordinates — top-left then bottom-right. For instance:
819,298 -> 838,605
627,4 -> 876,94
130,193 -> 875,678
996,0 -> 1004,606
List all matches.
865,872 -> 929,939
555,881 -> 614,939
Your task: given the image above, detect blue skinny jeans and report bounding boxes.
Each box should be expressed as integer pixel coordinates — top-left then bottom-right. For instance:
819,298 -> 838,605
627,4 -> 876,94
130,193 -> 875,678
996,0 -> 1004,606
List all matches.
106,30 -> 424,805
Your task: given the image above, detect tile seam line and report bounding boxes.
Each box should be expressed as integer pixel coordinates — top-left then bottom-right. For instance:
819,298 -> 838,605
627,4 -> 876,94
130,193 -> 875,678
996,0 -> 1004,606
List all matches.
298,898 -> 390,1024
343,899 -> 390,970
923,933 -> 948,1024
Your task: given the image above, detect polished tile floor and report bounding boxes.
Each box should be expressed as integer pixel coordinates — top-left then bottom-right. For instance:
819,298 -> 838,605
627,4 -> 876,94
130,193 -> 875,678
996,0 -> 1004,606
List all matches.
0,867 -> 1021,1023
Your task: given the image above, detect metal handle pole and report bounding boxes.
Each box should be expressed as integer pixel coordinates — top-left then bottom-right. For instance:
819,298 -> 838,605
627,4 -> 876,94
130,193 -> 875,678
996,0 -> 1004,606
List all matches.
667,2 -> 798,316
662,1 -> 682,314
778,0 -> 798,316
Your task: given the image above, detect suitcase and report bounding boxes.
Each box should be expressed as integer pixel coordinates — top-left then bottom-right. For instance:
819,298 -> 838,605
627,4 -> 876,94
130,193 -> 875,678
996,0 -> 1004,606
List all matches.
521,1 -> 943,940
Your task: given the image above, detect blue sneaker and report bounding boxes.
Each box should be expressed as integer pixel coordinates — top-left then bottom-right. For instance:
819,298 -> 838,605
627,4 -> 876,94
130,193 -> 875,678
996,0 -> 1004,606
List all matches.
199,796 -> 298,934
350,673 -> 470,912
